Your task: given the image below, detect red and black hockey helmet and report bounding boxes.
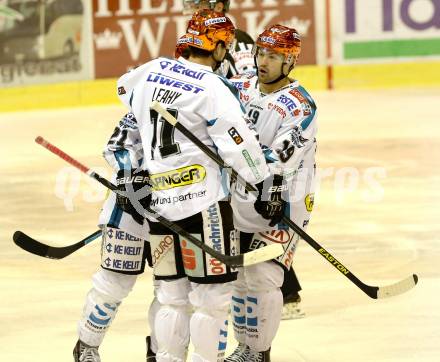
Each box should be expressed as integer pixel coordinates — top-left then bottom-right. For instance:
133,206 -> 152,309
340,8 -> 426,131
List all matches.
255,24 -> 301,63
185,9 -> 235,52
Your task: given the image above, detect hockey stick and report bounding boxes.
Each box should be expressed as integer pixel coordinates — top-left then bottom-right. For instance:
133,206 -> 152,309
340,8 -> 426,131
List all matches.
13,230 -> 102,259
151,101 -> 418,299
32,136 -> 283,268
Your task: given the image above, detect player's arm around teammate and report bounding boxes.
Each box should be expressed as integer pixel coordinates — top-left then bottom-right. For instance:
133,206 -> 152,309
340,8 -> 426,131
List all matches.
226,25 -> 318,362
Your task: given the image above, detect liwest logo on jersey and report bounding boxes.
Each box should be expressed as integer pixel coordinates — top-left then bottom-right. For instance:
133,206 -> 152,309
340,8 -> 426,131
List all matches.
228,127 -> 243,145
159,60 -> 207,81
149,165 -> 206,191
147,72 -> 204,94
203,203 -> 226,276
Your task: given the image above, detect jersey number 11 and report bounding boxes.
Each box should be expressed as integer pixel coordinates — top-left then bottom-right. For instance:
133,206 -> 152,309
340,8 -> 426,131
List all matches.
150,108 -> 181,159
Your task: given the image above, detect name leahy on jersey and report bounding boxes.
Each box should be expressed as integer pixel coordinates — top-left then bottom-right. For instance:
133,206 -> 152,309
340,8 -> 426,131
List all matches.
229,74 -> 318,232
116,57 -> 269,221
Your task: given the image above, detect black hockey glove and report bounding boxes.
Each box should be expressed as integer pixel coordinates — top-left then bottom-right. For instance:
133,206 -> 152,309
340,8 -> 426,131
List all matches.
254,174 -> 287,227
115,168 -> 152,224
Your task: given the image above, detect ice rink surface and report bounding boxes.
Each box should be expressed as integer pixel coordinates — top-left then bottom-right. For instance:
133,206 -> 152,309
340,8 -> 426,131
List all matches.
0,88 -> 439,361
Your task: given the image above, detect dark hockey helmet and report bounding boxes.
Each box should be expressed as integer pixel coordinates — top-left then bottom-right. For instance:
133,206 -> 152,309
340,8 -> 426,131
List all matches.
254,24 -> 301,64
183,0 -> 230,15
185,9 -> 235,52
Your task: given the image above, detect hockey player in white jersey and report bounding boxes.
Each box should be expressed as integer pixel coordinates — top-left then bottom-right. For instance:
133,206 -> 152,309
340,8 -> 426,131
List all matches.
73,112 -> 156,362
181,1 -> 307,320
226,25 -> 318,362
113,10 -> 270,362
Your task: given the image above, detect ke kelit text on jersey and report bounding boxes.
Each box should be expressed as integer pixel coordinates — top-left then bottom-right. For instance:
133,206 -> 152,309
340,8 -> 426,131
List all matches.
105,258 -> 141,271
147,72 -> 204,94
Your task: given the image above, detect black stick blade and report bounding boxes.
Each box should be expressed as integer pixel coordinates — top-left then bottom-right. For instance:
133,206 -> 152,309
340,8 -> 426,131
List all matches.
12,230 -> 101,260
13,231 -> 51,258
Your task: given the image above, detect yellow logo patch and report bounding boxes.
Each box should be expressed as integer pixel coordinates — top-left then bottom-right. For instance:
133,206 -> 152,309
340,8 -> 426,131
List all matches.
305,193 -> 315,212
150,165 -> 206,191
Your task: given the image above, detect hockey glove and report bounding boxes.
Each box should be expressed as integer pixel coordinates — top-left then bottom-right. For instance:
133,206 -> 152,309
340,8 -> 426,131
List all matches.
115,168 -> 152,224
254,174 -> 287,227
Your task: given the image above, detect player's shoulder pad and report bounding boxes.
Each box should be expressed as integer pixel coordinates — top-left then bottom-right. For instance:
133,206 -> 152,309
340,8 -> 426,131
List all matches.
119,112 -> 138,129
280,82 -> 317,128
117,61 -> 153,108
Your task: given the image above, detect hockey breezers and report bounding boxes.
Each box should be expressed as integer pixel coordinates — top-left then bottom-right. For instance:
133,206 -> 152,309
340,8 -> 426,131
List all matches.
19,136 -> 283,268
151,101 -> 418,299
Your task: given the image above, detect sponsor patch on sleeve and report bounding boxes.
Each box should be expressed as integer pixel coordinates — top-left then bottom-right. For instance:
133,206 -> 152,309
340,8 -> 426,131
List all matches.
228,127 -> 244,145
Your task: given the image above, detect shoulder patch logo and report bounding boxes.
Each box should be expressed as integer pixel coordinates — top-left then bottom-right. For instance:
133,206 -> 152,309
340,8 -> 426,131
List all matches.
228,127 -> 243,145
118,86 -> 126,95
305,193 -> 315,212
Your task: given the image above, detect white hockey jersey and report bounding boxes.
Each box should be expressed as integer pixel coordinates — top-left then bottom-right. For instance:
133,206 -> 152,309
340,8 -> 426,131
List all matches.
116,57 -> 269,221
229,74 -> 318,232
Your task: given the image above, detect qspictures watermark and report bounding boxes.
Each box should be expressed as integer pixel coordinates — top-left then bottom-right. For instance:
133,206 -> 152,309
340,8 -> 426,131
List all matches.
53,165 -> 387,212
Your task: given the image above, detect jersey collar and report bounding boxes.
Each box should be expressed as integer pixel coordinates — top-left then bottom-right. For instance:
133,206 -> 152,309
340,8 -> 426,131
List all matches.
178,56 -> 213,73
